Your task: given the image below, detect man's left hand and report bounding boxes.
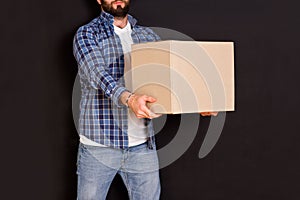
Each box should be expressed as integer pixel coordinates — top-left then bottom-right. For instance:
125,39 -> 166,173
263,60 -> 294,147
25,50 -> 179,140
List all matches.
200,112 -> 218,117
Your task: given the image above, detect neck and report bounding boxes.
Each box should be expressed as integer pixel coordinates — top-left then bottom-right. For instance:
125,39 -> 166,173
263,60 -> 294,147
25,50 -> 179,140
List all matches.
113,15 -> 128,28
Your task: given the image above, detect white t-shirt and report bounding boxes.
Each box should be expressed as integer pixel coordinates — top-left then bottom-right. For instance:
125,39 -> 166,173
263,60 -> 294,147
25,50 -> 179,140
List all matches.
80,21 -> 147,147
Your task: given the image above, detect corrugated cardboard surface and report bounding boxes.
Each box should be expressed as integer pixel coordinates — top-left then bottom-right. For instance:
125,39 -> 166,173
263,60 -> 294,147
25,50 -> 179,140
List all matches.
129,40 -> 235,114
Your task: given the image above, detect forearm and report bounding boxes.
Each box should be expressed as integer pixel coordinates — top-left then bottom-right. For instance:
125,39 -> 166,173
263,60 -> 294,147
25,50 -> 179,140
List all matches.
78,63 -> 127,106
73,26 -> 127,107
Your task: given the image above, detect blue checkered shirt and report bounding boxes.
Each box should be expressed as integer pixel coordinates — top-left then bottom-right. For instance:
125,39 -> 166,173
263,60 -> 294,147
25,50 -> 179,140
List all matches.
73,11 -> 160,149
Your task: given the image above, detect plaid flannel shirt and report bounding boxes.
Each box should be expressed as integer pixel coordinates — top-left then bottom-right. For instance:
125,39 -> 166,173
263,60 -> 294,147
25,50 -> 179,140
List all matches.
73,11 -> 160,149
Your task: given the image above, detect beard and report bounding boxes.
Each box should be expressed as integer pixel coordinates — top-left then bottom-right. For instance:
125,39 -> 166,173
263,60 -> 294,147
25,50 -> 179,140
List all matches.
100,0 -> 130,18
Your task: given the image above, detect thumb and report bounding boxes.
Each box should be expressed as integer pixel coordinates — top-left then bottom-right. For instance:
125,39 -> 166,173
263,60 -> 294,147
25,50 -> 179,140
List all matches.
144,96 -> 157,103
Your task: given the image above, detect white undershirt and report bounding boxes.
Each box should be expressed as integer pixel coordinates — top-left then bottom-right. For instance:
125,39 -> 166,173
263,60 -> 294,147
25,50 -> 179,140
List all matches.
80,21 -> 147,147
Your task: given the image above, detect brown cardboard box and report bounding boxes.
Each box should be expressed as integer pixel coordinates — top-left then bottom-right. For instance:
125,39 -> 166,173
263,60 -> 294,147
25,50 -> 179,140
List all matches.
128,40 -> 235,114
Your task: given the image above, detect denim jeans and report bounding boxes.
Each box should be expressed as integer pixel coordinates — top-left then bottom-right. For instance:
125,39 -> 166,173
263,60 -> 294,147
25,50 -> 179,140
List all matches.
77,142 -> 161,200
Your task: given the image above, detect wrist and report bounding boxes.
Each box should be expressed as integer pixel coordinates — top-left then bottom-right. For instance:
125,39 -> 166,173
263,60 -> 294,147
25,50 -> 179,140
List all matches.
120,91 -> 131,106
125,93 -> 134,107
127,93 -> 136,108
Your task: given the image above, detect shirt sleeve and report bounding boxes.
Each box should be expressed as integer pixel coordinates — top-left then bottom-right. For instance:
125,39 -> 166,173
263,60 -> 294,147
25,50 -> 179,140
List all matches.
73,26 -> 127,107
146,27 -> 161,42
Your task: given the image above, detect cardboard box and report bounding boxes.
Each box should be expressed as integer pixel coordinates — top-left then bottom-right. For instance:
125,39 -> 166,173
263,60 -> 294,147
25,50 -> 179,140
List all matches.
128,40 -> 235,114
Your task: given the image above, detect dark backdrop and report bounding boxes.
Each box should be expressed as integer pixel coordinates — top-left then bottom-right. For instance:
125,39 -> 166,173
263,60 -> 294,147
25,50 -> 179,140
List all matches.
1,0 -> 300,199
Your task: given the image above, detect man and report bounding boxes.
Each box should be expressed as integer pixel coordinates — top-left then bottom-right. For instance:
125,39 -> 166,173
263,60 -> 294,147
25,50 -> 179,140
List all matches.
73,0 -> 217,199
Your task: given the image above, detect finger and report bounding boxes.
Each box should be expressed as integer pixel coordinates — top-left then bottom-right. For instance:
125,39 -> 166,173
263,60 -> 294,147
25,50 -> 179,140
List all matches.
200,112 -> 209,116
144,96 -> 157,103
135,107 -> 151,119
200,112 -> 217,116
148,109 -> 162,118
143,106 -> 162,119
211,112 -> 218,116
136,115 -> 144,119
150,113 -> 162,118
141,105 -> 158,119
136,111 -> 148,119
136,113 -> 147,118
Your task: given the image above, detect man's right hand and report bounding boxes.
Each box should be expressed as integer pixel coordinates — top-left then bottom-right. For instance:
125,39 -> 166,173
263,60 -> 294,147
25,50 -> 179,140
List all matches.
127,94 -> 161,119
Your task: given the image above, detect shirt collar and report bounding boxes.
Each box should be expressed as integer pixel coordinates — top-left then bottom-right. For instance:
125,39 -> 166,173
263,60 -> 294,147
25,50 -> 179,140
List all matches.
100,11 -> 137,28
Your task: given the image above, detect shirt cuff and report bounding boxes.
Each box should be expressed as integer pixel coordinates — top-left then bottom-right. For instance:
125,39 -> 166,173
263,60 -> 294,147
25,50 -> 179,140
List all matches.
111,86 -> 128,108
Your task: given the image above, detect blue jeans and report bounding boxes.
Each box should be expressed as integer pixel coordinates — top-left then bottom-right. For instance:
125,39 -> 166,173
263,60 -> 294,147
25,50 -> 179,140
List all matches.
77,142 -> 161,200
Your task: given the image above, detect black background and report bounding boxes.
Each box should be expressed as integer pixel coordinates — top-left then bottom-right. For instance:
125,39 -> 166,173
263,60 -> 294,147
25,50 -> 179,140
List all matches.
1,0 -> 300,199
